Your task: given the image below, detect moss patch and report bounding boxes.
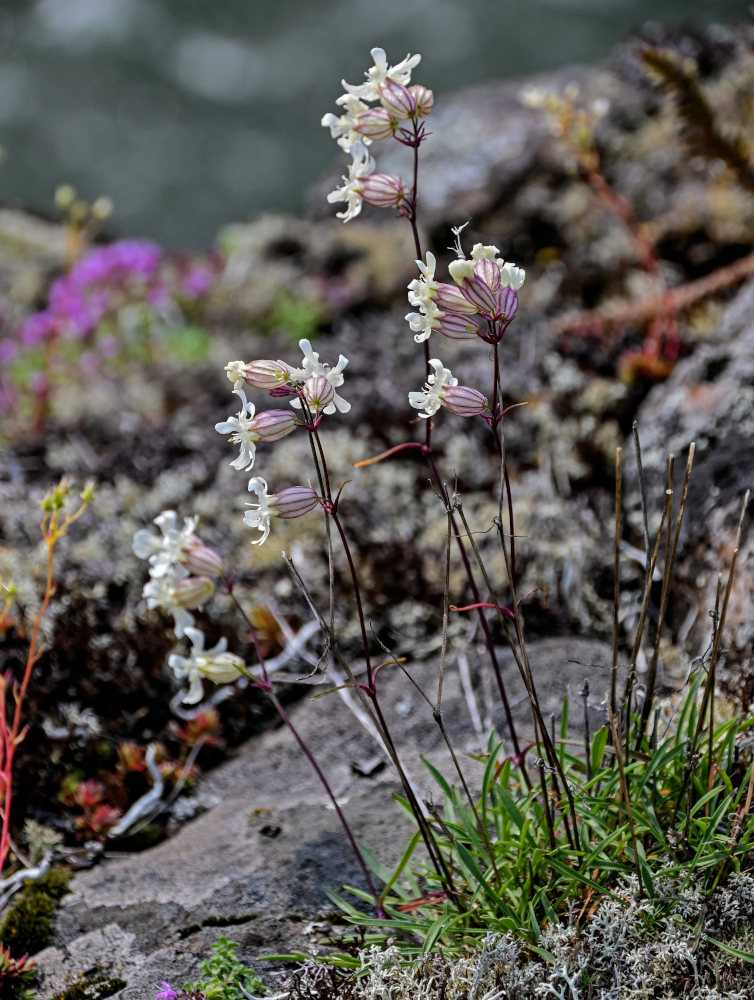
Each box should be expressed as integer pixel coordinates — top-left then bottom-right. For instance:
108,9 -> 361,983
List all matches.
0,869 -> 71,957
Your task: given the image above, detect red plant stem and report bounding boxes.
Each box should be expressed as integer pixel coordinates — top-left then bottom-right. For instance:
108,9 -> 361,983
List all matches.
1,507 -> 59,870
329,510 -> 373,688
491,342 -> 517,585
399,143 -> 519,753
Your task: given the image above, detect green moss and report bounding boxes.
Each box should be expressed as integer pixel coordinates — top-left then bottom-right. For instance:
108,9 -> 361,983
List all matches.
0,869 -> 72,957
52,976 -> 127,1000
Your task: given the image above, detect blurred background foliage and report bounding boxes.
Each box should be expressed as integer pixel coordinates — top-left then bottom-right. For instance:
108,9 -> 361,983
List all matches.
0,0 -> 748,247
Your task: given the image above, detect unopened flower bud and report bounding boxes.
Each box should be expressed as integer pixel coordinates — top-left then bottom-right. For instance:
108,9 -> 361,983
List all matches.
170,576 -> 214,609
473,258 -> 501,293
243,359 -> 291,389
442,385 -> 488,417
409,84 -> 434,116
250,410 -> 297,441
379,77 -> 417,119
498,286 -> 519,325
272,486 -> 319,519
303,375 -> 335,413
183,539 -> 224,578
198,651 -> 246,685
360,174 -> 406,209
355,107 -> 396,141
448,259 -> 475,285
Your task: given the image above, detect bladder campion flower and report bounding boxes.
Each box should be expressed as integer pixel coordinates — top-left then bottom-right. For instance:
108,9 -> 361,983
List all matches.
289,339 -> 351,414
326,141 -> 376,222
407,243 -> 524,344
341,47 -> 421,103
215,388 -> 297,471
168,627 -> 245,705
321,93 -> 371,152
408,358 -> 488,419
243,478 -> 318,545
408,359 -> 458,418
132,510 -> 200,578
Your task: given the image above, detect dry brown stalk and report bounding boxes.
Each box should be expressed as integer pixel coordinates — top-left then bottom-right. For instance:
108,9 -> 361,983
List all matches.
551,249 -> 754,336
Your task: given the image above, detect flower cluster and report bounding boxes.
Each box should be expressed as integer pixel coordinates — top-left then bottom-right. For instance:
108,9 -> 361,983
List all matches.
133,510 -> 223,638
406,243 -> 524,345
133,511 -> 247,704
406,241 -> 524,421
217,338 -> 342,544
322,47 -> 433,221
408,358 -> 488,419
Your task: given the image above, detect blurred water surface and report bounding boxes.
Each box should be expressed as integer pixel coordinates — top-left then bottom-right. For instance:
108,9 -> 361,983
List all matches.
1,0 -> 747,247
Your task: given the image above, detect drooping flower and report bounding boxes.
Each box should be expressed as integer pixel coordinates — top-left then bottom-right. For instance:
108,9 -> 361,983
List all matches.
132,510 -> 200,579
214,387 -> 259,471
155,983 -> 178,1000
407,251 -> 438,310
342,47 -> 421,103
243,477 -> 275,545
168,627 -> 245,705
354,107 -> 396,141
441,384 -> 488,417
242,359 -> 292,390
289,339 -> 350,414
360,173 -> 406,209
243,477 -> 318,545
326,141 -> 375,222
378,78 -> 417,119
142,574 -> 195,638
408,359 -> 458,418
447,250 -> 523,329
169,576 -> 214,609
182,537 -> 224,578
249,409 -> 298,442
321,93 -> 371,152
224,360 -> 247,389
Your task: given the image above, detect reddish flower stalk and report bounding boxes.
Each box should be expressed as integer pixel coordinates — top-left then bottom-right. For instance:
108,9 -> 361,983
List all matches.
0,479 -> 93,872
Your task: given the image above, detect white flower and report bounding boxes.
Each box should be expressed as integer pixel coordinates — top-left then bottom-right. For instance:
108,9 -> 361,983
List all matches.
133,510 -> 199,579
243,477 -> 275,545
321,93 -> 370,152
326,141 -> 375,222
289,338 -> 350,414
500,261 -> 526,290
470,243 -> 500,260
408,359 -> 458,418
168,627 -> 245,705
214,387 -> 259,471
407,251 -> 438,309
342,47 -> 421,102
224,360 -> 247,389
405,299 -> 441,344
448,258 -> 475,284
142,572 -> 195,638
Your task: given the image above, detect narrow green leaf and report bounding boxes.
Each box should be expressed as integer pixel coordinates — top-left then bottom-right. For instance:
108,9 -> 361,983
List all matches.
590,726 -> 609,775
706,937 -> 754,964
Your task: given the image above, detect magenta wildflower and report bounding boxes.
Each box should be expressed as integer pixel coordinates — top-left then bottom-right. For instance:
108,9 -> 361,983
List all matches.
155,982 -> 178,1000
